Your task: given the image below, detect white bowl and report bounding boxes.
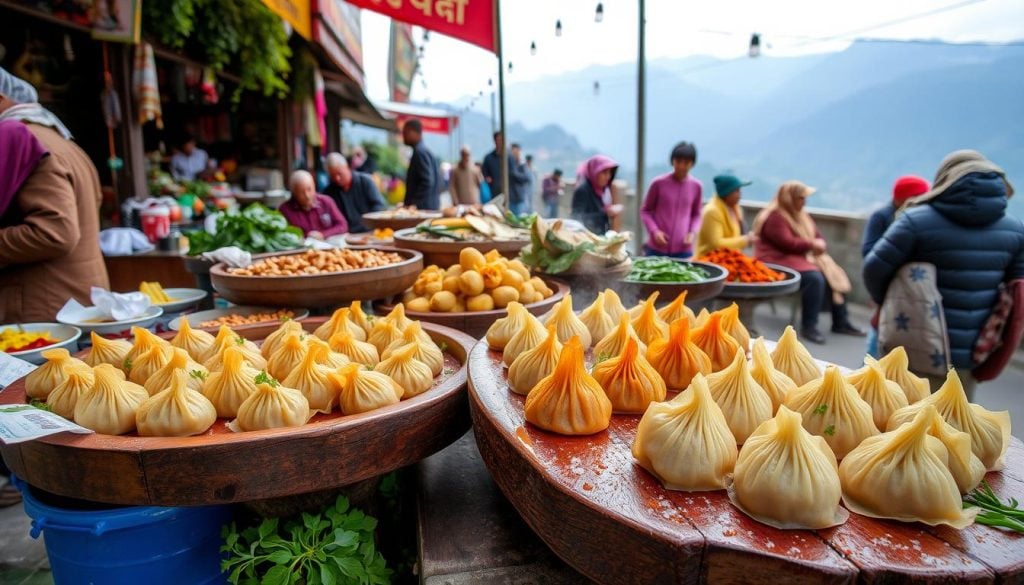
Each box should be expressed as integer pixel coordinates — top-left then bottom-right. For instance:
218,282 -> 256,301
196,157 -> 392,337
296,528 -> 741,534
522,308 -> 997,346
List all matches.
168,306 -> 309,331
150,288 -> 208,313
2,323 -> 82,365
57,306 -> 164,335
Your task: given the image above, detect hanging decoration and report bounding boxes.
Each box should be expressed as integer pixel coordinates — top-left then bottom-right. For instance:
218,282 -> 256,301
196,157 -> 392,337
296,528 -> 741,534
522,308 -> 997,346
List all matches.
595,3 -> 604,23
749,33 -> 762,57
530,41 -> 537,55
555,19 -> 563,36
132,42 -> 163,129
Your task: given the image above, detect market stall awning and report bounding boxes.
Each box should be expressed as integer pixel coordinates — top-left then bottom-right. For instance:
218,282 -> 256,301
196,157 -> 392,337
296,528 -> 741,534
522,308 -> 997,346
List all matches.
324,74 -> 393,130
261,0 -> 313,39
375,101 -> 458,135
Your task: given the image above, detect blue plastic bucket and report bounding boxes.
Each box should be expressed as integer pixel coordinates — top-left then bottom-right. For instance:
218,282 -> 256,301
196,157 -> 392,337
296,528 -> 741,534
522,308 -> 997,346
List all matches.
14,476 -> 232,585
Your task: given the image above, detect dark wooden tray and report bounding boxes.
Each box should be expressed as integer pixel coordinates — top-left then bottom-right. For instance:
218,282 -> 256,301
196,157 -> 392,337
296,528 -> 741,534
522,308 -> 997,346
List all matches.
391,228 -> 528,268
361,211 -> 441,231
0,318 -> 474,507
468,341 -> 1024,584
619,260 -> 729,304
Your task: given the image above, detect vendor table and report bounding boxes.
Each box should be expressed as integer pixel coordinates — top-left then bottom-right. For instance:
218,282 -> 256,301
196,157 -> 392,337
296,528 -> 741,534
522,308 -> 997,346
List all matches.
103,251 -> 196,292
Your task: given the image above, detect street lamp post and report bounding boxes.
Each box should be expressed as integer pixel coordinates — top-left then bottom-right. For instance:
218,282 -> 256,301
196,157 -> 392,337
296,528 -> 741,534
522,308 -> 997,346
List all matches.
635,0 -> 646,253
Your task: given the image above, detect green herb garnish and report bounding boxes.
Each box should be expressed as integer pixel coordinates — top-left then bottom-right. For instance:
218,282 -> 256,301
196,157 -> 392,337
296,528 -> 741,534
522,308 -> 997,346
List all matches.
442,367 -> 455,377
823,425 -> 836,436
814,404 -> 828,415
185,203 -> 303,256
438,341 -> 449,353
235,336 -> 246,346
189,369 -> 209,381
595,352 -> 612,364
122,357 -> 133,372
29,398 -> 52,412
254,371 -> 279,387
963,480 -> 1024,532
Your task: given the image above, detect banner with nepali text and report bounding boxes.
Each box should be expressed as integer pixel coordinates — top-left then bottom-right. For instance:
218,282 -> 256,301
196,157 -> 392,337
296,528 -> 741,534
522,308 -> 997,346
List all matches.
348,0 -> 496,53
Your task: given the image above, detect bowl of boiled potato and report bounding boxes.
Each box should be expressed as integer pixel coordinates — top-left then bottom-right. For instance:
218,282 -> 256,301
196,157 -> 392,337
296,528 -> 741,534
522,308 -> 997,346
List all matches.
374,247 -> 569,338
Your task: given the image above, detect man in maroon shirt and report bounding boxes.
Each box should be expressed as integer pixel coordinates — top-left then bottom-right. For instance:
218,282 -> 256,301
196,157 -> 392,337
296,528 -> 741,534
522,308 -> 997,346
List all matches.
278,170 -> 348,239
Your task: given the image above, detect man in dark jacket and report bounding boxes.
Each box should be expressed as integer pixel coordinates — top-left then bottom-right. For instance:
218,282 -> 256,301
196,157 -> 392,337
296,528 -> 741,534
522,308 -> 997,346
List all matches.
323,153 -> 386,233
402,119 -> 439,210
481,131 -> 504,195
863,150 -> 1024,393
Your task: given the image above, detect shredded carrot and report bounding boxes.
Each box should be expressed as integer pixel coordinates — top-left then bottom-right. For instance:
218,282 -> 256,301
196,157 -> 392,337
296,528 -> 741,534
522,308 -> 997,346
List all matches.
695,249 -> 784,283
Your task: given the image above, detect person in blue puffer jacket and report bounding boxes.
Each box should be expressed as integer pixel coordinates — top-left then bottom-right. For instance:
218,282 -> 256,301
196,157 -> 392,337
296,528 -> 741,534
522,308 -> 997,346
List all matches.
863,150 -> 1024,397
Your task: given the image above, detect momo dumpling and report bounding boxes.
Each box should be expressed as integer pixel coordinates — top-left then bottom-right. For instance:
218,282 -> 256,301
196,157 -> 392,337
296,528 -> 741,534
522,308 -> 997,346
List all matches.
591,337 -> 666,413
379,303 -> 414,332
502,311 -> 548,366
784,365 -> 878,459
524,337 -> 612,436
921,406 -> 985,493
602,288 -> 628,322
73,364 -> 148,435
486,302 -> 531,351
887,369 -> 1010,471
631,294 -> 669,346
261,319 -> 305,359
646,318 -> 712,391
204,339 -> 268,372
145,348 -> 208,396
25,348 -> 87,399
770,326 -> 821,386
136,369 -> 217,437
83,332 -> 132,369
283,342 -> 338,414
594,312 -> 647,359
694,307 -> 710,327
840,406 -> 977,529
200,325 -> 260,364
314,307 -> 366,342
266,332 -> 308,381
47,364 -> 95,420
128,345 -> 170,386
375,344 -> 434,398
230,375 -> 311,432
328,330 -> 380,367
657,291 -> 696,326
508,325 -> 562,395
845,356 -> 908,431
715,303 -> 751,353
348,301 -> 373,335
749,337 -> 796,413
692,312 -> 742,372
126,327 -> 171,364
627,292 -> 658,319
201,346 -> 260,418
368,320 -> 404,354
382,322 -> 443,376
330,363 -> 403,415
579,293 -> 617,344
707,349 -> 772,444
632,374 -> 737,491
876,346 -> 930,403
729,406 -> 847,529
306,338 -> 350,369
170,318 -> 215,361
545,295 -> 592,348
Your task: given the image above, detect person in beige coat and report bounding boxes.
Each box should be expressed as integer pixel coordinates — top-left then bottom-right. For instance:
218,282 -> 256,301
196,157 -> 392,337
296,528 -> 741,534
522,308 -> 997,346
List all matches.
0,67 -> 109,323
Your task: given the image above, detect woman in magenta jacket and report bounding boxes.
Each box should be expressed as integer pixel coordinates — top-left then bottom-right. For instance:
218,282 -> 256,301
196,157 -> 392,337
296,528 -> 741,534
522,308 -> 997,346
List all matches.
641,142 -> 703,258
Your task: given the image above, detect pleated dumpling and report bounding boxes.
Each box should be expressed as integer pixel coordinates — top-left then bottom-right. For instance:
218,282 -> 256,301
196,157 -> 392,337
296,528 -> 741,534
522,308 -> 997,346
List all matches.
230,373 -> 311,432
266,332 -> 308,381
201,346 -> 260,418
328,329 -> 380,367
305,338 -> 350,369
379,303 -> 414,332
716,303 -> 751,353
314,307 -> 366,342
770,326 -> 821,386
26,348 -> 87,399
632,374 -> 737,491
602,288 -> 628,322
145,348 -> 208,396
348,301 -> 373,335
694,307 -> 710,327
508,325 -> 563,395
204,338 -> 268,372
579,292 -> 617,344
170,318 -> 215,361
128,345 -> 170,386
382,322 -> 443,377
749,337 -> 796,413
783,365 -> 878,459
840,406 -> 978,529
887,369 -> 1010,471
524,337 -> 612,435
707,349 -> 773,444
261,319 -> 304,359
136,369 -> 217,437
502,310 -> 548,366
728,406 -> 847,529
594,313 -> 647,360
544,295 -> 592,348
922,406 -> 985,494
47,364 -> 96,420
631,294 -> 669,346
375,344 -> 433,398
591,337 -> 666,413
330,363 -> 403,415
73,364 -> 148,435
692,312 -> 742,372
368,320 -> 403,354
646,318 -> 712,391
876,346 -> 930,403
83,332 -> 132,369
126,327 -> 171,364
283,342 -> 338,414
657,291 -> 696,326
200,325 -> 261,365
486,302 -> 530,351
844,356 -> 908,431
627,292 -> 657,319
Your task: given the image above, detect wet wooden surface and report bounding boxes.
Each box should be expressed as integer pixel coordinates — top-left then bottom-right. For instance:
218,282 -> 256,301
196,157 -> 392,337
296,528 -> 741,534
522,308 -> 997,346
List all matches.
0,318 -> 474,507
468,341 -> 1024,584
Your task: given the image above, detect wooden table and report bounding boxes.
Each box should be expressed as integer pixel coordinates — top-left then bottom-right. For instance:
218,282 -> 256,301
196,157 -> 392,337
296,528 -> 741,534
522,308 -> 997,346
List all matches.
468,341 -> 1024,584
104,251 -> 196,291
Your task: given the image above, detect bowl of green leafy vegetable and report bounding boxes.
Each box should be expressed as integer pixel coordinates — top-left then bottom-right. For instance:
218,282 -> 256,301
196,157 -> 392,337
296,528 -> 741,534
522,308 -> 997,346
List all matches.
620,257 -> 727,302
184,203 -> 304,257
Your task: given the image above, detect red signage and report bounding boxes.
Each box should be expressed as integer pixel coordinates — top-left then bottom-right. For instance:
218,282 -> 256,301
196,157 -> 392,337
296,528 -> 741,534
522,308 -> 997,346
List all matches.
345,0 -> 497,54
396,114 -> 456,134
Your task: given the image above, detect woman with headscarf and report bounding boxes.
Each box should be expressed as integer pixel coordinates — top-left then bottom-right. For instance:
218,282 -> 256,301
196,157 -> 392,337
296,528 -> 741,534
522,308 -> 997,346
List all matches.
753,180 -> 863,344
0,67 -> 109,323
571,155 -> 622,234
864,150 -> 1024,396
696,172 -> 756,257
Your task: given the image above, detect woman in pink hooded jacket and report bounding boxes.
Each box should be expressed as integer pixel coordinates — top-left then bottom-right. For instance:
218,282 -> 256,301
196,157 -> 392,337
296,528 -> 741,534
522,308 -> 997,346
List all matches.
640,142 -> 703,258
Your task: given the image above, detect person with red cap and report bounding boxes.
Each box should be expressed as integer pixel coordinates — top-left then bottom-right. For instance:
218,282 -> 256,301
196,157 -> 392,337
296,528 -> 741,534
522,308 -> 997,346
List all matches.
861,175 -> 930,257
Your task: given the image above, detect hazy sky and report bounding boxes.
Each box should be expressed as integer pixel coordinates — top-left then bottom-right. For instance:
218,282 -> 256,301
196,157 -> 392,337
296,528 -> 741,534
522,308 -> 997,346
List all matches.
359,0 -> 1023,112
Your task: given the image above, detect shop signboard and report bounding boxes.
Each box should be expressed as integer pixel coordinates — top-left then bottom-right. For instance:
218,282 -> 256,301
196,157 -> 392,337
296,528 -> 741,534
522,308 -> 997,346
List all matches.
347,0 -> 497,53
261,0 -> 313,40
389,22 -> 416,103
395,113 -> 456,134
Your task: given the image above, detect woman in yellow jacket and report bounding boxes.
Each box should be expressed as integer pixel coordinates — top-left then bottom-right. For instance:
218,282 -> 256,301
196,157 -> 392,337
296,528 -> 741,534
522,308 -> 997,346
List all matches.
696,173 -> 756,256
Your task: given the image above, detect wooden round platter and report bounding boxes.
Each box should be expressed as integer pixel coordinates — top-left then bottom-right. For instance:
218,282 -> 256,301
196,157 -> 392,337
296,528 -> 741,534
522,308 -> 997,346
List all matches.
391,228 -> 528,268
361,210 -> 441,231
373,277 -> 570,339
619,260 -> 729,304
467,341 -> 1024,584
0,318 -> 475,507
719,263 -> 802,300
209,246 -> 423,308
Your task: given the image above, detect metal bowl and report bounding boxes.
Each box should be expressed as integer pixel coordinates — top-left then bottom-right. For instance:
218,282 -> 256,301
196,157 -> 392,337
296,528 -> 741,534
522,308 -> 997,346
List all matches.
718,264 -> 802,299
619,260 -> 728,303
